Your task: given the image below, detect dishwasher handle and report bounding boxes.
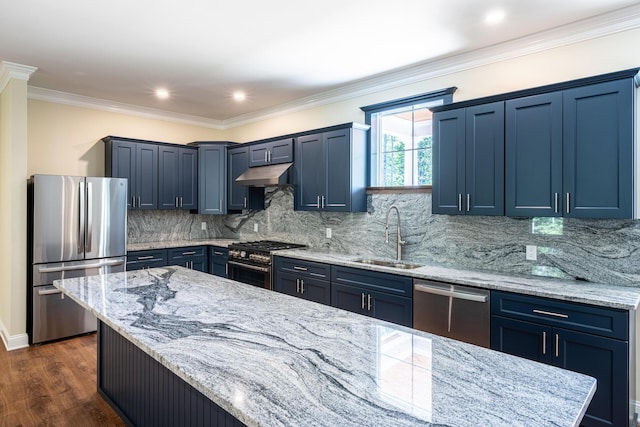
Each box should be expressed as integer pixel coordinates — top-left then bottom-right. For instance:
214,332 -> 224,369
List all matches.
414,282 -> 488,303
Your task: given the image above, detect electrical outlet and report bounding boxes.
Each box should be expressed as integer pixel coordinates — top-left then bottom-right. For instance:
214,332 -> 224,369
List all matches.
326,228 -> 332,239
254,223 -> 259,233
526,245 -> 537,261
201,222 -> 206,231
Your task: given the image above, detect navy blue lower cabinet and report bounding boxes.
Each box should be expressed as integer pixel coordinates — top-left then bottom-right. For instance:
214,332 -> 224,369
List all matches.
491,291 -> 631,427
126,249 -> 168,271
209,247 -> 229,278
274,271 -> 330,305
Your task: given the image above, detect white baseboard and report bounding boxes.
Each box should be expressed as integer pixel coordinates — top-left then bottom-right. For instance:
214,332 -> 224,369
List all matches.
0,318 -> 29,351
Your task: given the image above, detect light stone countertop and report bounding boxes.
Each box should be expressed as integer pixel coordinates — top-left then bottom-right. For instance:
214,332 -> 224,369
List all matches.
127,239 -> 241,251
273,249 -> 640,310
54,266 -> 596,427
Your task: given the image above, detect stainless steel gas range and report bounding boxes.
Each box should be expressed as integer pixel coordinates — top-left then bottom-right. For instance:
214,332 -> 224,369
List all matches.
227,241 -> 305,289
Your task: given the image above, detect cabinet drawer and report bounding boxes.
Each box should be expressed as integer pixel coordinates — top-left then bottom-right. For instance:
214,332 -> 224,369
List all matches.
128,249 -> 167,263
168,246 -> 208,260
274,257 -> 330,280
331,266 -> 413,298
491,291 -> 628,340
209,247 -> 229,264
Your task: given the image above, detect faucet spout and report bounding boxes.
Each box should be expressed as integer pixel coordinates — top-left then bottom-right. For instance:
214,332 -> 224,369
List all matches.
384,205 -> 405,261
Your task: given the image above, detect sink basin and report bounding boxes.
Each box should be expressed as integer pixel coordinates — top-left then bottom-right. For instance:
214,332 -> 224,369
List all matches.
353,258 -> 423,270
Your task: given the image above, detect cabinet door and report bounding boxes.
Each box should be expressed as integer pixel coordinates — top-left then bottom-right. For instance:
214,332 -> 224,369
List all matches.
369,291 -> 412,327
298,276 -> 330,306
135,143 -> 158,210
199,145 -> 226,214
228,147 -> 249,210
490,316 -> 552,364
268,138 -> 294,164
158,146 -> 180,209
331,283 -> 368,317
505,93 -> 563,217
295,133 -> 324,210
179,148 -> 198,210
563,79 -> 633,219
274,271 -> 301,298
554,329 -> 628,427
248,143 -> 269,167
324,129 -> 351,211
465,102 -> 504,216
190,258 -> 208,273
110,141 -> 136,209
432,109 -> 465,214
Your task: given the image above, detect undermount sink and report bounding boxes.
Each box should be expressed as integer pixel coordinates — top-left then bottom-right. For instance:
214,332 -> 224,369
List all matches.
353,258 -> 423,270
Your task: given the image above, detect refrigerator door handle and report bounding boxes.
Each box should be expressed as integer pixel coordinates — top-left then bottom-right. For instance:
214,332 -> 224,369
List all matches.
86,181 -> 93,253
38,258 -> 125,273
78,180 -> 85,255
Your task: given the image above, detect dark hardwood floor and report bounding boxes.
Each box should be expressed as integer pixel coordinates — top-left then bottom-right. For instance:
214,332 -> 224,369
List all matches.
0,333 -> 124,426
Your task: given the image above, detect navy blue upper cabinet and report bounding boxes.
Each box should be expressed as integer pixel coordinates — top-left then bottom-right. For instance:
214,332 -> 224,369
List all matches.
248,138 -> 293,167
563,79 -> 634,218
432,102 -> 504,215
104,137 -> 158,210
505,92 -> 563,217
158,146 -> 198,210
197,144 -> 226,215
506,79 -> 634,218
227,146 -> 264,211
294,124 -> 368,212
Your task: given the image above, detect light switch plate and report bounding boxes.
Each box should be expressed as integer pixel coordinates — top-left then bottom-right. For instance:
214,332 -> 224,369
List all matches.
526,245 -> 537,261
326,228 -> 332,239
254,223 -> 259,232
201,222 -> 206,231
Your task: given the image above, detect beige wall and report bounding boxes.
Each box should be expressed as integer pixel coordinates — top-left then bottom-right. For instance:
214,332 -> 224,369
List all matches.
0,77 -> 28,347
27,101 -> 224,177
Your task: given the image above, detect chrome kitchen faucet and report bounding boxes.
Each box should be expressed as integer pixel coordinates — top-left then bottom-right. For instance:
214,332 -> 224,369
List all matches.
384,205 -> 405,262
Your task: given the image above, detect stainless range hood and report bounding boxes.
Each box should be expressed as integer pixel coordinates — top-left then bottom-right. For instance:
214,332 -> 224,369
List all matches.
235,162 -> 293,187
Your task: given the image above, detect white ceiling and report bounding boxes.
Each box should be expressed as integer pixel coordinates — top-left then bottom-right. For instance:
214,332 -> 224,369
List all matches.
1,0 -> 639,126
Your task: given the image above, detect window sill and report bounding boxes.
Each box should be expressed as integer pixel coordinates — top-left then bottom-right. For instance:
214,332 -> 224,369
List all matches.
366,186 -> 432,194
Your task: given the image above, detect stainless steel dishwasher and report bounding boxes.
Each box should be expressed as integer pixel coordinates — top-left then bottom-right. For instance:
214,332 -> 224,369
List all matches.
413,279 -> 490,347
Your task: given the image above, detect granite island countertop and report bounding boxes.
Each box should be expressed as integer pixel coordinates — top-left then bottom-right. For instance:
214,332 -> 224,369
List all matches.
273,249 -> 640,310
55,266 -> 596,427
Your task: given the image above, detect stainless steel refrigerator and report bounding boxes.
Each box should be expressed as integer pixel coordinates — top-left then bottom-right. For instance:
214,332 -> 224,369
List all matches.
27,174 -> 127,344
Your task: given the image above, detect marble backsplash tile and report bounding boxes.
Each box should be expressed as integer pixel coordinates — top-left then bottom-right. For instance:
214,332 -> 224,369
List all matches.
128,186 -> 640,286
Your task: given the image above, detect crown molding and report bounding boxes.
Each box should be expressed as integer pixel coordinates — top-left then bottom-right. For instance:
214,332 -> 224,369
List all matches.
27,86 -> 225,130
0,61 -> 37,93
26,4 -> 640,130
222,4 -> 640,128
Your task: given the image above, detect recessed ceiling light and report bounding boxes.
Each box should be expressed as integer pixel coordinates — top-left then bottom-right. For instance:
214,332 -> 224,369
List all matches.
155,88 -> 170,99
232,91 -> 246,102
485,9 -> 506,25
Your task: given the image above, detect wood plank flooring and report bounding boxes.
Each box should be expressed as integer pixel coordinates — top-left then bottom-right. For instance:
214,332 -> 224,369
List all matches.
0,333 -> 124,426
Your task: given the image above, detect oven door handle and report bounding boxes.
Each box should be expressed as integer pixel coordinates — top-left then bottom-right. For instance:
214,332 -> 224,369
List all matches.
227,261 -> 270,273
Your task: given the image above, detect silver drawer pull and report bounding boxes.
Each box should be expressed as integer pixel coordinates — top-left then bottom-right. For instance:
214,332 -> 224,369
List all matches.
182,251 -> 197,256
137,256 -> 155,260
293,266 -> 308,271
213,251 -> 224,256
533,309 -> 569,319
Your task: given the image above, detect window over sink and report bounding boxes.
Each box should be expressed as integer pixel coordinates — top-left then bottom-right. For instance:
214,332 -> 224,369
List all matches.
361,88 -> 456,189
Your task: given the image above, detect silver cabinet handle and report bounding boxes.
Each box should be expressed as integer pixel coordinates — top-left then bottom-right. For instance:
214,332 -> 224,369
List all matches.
554,193 -> 559,214
316,195 -> 320,209
293,266 -> 307,271
268,150 -> 271,163
414,283 -> 489,303
175,197 -> 179,208
367,294 -> 371,311
137,255 -> 155,260
243,197 -> 247,209
180,197 -> 183,208
458,194 -> 462,211
296,278 -> 300,293
566,193 -> 570,214
78,181 -> 85,255
213,251 -> 224,256
555,333 -> 559,358
225,263 -> 228,276
532,309 -> 569,319
138,196 -> 141,208
321,195 -> 325,209
219,199 -> 223,212
542,331 -> 547,355
361,293 -> 365,310
182,251 -> 197,256
131,196 -> 135,208
466,194 -> 470,212
300,279 -> 304,294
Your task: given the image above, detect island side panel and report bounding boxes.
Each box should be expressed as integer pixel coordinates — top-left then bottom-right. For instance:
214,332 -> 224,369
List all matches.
97,321 -> 246,427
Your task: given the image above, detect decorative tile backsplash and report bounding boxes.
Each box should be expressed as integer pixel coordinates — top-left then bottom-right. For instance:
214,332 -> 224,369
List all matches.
128,186 -> 640,286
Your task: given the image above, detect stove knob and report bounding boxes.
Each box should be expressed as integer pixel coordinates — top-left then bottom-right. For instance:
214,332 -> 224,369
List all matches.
240,251 -> 246,258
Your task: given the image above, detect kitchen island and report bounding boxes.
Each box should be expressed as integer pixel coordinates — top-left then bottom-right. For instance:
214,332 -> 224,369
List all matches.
55,266 -> 596,427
